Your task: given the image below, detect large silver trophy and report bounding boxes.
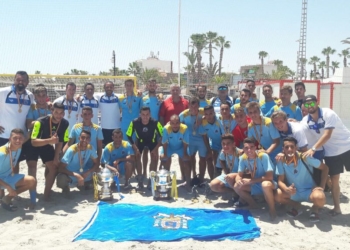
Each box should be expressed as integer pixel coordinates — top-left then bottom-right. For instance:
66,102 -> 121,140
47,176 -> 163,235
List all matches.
93,167 -> 114,201
150,167 -> 177,201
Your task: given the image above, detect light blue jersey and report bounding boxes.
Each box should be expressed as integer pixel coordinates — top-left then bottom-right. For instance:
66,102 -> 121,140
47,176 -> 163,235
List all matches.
199,99 -> 211,108
101,141 -> 134,165
231,103 -> 248,115
218,114 -> 237,134
142,95 -> 162,120
61,144 -> 98,174
26,104 -> 52,120
216,147 -> 240,173
259,100 -> 278,117
162,124 -> 189,151
119,94 -> 143,139
69,123 -> 103,151
235,96 -> 259,104
266,103 -> 303,121
199,117 -> 223,151
0,144 -> 21,178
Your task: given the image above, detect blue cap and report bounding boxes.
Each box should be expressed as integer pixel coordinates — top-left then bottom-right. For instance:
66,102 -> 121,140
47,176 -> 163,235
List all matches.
218,85 -> 228,91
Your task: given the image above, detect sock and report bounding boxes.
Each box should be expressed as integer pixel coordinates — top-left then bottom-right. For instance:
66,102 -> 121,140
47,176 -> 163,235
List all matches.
29,190 -> 37,204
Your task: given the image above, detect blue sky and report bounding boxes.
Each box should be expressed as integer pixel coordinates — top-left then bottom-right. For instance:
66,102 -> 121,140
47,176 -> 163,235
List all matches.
0,0 -> 349,75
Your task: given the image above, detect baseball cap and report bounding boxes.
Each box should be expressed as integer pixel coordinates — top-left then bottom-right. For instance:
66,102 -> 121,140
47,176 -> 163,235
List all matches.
304,94 -> 317,102
218,85 -> 228,91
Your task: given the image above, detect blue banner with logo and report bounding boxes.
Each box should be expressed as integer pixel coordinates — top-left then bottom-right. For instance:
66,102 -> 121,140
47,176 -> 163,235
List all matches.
73,202 -> 260,242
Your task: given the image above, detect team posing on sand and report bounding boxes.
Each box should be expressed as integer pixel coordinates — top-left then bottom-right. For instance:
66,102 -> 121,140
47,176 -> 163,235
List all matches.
0,71 -> 349,222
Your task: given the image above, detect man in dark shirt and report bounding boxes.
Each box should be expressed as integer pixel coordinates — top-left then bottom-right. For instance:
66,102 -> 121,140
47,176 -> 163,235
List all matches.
126,106 -> 163,188
31,103 -> 69,201
292,82 -> 306,108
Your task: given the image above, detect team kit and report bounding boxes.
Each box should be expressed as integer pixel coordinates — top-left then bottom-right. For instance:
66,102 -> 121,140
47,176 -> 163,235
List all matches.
1,71 -> 350,223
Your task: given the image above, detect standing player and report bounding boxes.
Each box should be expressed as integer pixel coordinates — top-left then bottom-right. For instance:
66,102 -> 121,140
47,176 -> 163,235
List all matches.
275,137 -> 328,222
119,79 -> 143,140
231,89 -> 251,115
259,84 -> 279,116
31,103 -> 69,201
95,81 -> 121,146
197,85 -> 211,108
101,129 -> 134,189
160,115 -> 191,190
179,97 -> 206,184
159,84 -> 189,125
235,80 -> 259,103
266,85 -> 302,121
78,83 -> 99,125
293,82 -> 306,108
211,85 -> 233,114
126,107 -> 163,189
234,138 -> 277,220
0,129 -> 37,211
57,130 -> 99,195
53,82 -> 80,132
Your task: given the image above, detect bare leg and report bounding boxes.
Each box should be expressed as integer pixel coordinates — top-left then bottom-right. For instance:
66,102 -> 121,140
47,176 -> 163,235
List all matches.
180,159 -> 191,191
210,178 -> 233,193
43,161 -> 58,201
234,183 -> 257,209
330,174 -> 341,213
150,150 -> 158,173
262,181 -> 276,220
125,161 -> 133,185
310,189 -> 326,213
274,188 -> 300,208
142,148 -> 149,178
199,157 -> 207,183
27,160 -> 38,188
3,176 -> 36,208
190,154 -> 197,177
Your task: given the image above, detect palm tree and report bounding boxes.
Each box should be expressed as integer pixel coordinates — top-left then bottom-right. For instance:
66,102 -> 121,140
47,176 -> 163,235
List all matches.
270,65 -> 293,80
341,37 -> 350,49
322,47 -> 336,78
258,51 -> 268,76
183,49 -> 197,83
139,68 -> 159,84
318,61 -> 326,79
215,36 -> 231,75
330,61 -> 340,75
308,56 -> 320,78
127,62 -> 141,76
252,66 -> 260,80
205,31 -> 218,76
34,70 -> 41,74
273,60 -> 283,67
338,49 -> 350,67
203,62 -> 219,82
190,33 -> 207,82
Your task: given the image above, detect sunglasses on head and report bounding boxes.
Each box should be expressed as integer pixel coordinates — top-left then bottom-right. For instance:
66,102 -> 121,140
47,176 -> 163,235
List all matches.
218,87 -> 227,91
304,101 -> 316,108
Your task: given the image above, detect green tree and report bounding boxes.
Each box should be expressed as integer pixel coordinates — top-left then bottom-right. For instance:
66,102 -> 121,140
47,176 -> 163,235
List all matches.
270,65 -> 293,80
338,49 -> 350,67
99,71 -> 110,76
127,62 -> 141,76
273,60 -> 283,67
341,37 -> 350,49
183,49 -> 197,83
212,74 -> 228,85
252,66 -> 260,80
322,46 -> 336,78
318,61 -> 326,79
34,70 -> 41,74
203,62 -> 219,82
258,51 -> 268,76
308,56 -> 320,78
190,33 -> 207,82
139,68 -> 159,84
215,36 -> 231,75
205,31 -> 218,78
330,61 -> 340,75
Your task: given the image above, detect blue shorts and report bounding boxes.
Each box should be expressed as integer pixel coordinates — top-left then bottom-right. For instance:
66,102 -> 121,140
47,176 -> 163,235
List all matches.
216,174 -> 232,188
210,142 -> 222,152
188,141 -> 207,158
251,180 -> 277,195
291,189 -> 312,202
313,149 -> 325,161
0,174 -> 25,190
117,162 -> 126,175
160,146 -> 188,159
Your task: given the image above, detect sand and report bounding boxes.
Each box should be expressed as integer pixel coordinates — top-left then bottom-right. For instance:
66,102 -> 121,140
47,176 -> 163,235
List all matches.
0,156 -> 349,250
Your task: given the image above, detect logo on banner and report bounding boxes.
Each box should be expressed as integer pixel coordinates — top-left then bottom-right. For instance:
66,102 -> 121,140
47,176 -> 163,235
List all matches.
153,213 -> 192,230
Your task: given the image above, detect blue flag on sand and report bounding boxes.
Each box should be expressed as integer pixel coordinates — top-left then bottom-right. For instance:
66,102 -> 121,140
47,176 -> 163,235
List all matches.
73,202 -> 260,242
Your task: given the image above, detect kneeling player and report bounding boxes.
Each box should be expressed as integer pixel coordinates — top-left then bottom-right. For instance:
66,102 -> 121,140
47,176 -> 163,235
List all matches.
275,137 -> 328,222
160,115 -> 191,191
57,130 -> 99,195
101,129 -> 134,189
0,129 -> 36,211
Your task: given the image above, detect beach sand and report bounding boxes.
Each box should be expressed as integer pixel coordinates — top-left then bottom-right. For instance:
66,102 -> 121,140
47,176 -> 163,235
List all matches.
1,156 -> 349,250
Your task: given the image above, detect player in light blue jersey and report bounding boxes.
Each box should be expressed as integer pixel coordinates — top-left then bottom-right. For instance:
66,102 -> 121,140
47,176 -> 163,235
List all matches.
57,130 -> 99,195
247,102 -> 281,163
119,79 -> 143,140
160,115 -> 191,190
234,137 -> 277,220
197,85 -> 211,108
235,80 -> 259,104
179,97 -> 207,184
101,129 -> 134,189
266,85 -> 302,121
0,129 -> 36,211
275,137 -> 328,222
218,102 -> 237,134
199,105 -> 223,179
231,88 -> 251,115
259,84 -> 280,116
210,134 -> 241,198
64,106 -> 104,165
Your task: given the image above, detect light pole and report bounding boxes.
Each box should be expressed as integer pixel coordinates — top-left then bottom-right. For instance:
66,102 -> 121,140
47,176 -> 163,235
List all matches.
178,0 -> 181,86
112,50 -> 116,79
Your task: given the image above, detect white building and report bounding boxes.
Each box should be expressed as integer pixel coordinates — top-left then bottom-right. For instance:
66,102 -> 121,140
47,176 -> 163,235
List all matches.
136,52 -> 173,73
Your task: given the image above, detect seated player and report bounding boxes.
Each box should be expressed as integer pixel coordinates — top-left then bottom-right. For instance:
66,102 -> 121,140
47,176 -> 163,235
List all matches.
234,138 -> 277,221
160,114 -> 191,191
0,129 -> 36,211
101,129 -> 134,189
57,130 -> 99,195
275,137 -> 328,222
210,134 -> 240,198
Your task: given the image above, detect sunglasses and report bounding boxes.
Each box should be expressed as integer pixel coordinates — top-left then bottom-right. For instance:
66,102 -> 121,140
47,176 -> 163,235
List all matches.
218,87 -> 228,91
304,102 -> 316,108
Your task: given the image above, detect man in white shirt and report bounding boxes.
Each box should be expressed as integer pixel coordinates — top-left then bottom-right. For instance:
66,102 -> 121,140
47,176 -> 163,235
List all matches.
78,83 -> 99,124
302,95 -> 350,216
94,81 -> 121,146
53,82 -> 80,132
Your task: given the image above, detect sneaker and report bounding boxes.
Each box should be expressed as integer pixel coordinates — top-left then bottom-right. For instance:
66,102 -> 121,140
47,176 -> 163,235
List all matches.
309,212 -> 320,223
233,200 -> 249,208
286,208 -> 302,218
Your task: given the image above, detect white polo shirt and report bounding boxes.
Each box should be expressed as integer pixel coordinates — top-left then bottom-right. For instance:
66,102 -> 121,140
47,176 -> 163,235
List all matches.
95,93 -> 120,129
301,107 -> 350,157
278,121 -> 308,149
0,85 -> 35,139
53,96 -> 80,132
77,94 -> 99,125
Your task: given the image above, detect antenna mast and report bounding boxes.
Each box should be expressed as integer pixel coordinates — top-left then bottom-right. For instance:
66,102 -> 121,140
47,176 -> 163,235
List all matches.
297,0 -> 308,80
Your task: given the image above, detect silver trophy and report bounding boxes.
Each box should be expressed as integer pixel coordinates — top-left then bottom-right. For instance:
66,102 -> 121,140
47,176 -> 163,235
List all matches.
95,167 -> 114,201
150,167 -> 177,201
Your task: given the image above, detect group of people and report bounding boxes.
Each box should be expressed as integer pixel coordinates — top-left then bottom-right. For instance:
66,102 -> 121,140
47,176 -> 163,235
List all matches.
0,72 -> 349,223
